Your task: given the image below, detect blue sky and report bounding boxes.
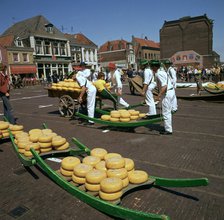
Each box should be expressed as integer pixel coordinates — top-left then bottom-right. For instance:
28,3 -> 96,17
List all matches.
0,0 -> 223,61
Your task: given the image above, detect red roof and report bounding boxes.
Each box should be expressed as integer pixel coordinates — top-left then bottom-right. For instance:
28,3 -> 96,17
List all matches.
99,40 -> 128,53
0,35 -> 14,47
65,33 -> 97,47
133,37 -> 160,49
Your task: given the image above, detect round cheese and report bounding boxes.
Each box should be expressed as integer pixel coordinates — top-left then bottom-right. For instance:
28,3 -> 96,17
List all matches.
73,163 -> 93,177
130,115 -> 139,120
72,174 -> 86,184
95,161 -> 107,172
85,182 -> 100,192
52,137 -> 66,147
40,147 -> 52,153
101,115 -> 111,121
91,148 -> 108,160
29,134 -> 40,143
85,169 -> 107,184
61,156 -> 81,171
60,167 -> 73,177
128,170 -> 148,184
124,158 -> 135,171
99,190 -> 122,201
104,153 -> 122,160
110,117 -> 119,122
122,177 -> 129,188
139,113 -> 146,118
38,134 -> 53,143
120,112 -> 131,118
0,121 -> 9,130
39,142 -> 52,149
105,157 -> 125,169
107,168 -> 128,180
120,118 -> 130,122
54,142 -> 69,150
9,124 -> 24,131
25,143 -> 40,151
100,177 -> 123,193
82,156 -> 101,167
28,129 -> 42,135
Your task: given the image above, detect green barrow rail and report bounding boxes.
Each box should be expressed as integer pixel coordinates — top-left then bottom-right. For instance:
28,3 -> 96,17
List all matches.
30,148 -> 169,220
76,112 -> 163,128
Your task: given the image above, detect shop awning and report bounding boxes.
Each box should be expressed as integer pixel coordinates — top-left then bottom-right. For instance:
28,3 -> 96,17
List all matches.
10,65 -> 37,74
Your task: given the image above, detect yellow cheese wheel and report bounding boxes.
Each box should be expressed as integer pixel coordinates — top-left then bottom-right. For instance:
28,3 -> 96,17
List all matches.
120,112 -> 131,118
99,190 -> 122,201
18,148 -> 25,154
100,177 -> 123,193
39,142 -> 52,148
72,174 -> 86,184
95,161 -> 107,171
118,109 -> 128,113
73,163 -> 93,177
110,117 -> 119,122
128,169 -> 135,175
15,132 -> 29,139
24,151 -> 33,157
122,177 -> 129,188
90,148 -> 108,160
110,110 -> 119,114
40,147 -> 52,153
128,170 -> 148,184
85,169 -> 107,184
52,137 -> 66,147
2,132 -> 10,137
61,156 -> 81,171
38,134 -> 53,143
17,141 -> 32,149
101,115 -> 111,121
60,167 -> 73,177
11,130 -> 23,135
25,143 -> 40,151
124,158 -> 135,171
110,111 -> 120,118
130,115 -> 139,120
0,121 -> 9,130
104,153 -> 122,160
54,142 -> 69,151
85,182 -> 101,192
41,129 -> 53,134
130,110 -> 139,116
29,134 -> 40,143
107,168 -> 128,180
28,129 -> 42,135
9,124 -> 24,131
82,156 -> 101,167
120,118 -> 130,122
139,113 -> 146,118
105,157 -> 125,169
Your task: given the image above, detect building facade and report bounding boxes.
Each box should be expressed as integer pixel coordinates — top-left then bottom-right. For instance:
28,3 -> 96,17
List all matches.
1,15 -> 72,80
160,14 -> 220,67
98,39 -> 135,69
65,33 -> 98,71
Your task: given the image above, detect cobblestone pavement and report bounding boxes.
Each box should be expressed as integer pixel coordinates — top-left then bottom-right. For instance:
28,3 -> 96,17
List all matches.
0,84 -> 223,220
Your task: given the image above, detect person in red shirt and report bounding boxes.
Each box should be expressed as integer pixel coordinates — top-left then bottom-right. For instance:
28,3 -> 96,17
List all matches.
0,63 -> 16,124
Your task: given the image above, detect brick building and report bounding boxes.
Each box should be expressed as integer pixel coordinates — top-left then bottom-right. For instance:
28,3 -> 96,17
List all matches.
160,14 -> 220,67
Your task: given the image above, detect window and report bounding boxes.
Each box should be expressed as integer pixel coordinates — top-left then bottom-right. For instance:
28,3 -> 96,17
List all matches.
23,53 -> 29,62
45,23 -> 54,33
36,40 -> 43,54
44,41 -> 51,55
53,42 -> 59,55
60,43 -> 66,56
13,53 -> 19,62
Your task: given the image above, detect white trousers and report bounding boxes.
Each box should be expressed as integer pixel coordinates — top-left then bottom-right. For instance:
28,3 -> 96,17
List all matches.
115,88 -> 129,107
162,90 -> 175,132
87,85 -> 96,123
145,89 -> 156,115
171,90 -> 178,112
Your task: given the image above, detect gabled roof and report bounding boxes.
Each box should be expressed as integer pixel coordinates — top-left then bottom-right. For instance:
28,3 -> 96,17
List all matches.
0,35 -> 14,47
65,33 -> 97,47
99,39 -> 128,53
133,37 -> 160,49
1,15 -> 67,40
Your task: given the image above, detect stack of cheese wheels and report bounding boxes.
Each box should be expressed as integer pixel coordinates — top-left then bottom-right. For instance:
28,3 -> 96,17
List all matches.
128,170 -> 148,184
85,169 -> 107,192
128,109 -> 140,120
60,156 -> 81,177
119,110 -> 131,122
109,110 -> 120,122
0,121 -> 10,138
99,177 -> 123,201
9,124 -> 24,136
16,134 -> 31,154
38,134 -> 53,153
105,155 -> 129,188
52,80 -> 81,92
29,129 -> 43,143
24,142 -> 40,157
52,135 -> 69,151
72,163 -> 93,184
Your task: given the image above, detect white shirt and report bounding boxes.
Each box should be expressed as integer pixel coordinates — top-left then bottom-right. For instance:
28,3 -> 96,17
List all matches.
76,75 -> 92,89
77,69 -> 91,79
167,67 -> 177,88
143,68 -> 156,90
111,69 -> 122,89
156,69 -> 173,91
